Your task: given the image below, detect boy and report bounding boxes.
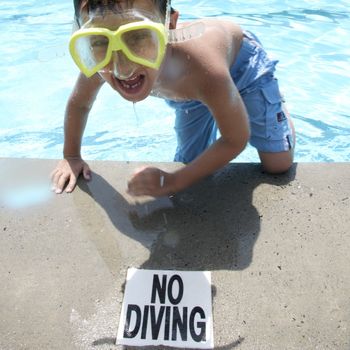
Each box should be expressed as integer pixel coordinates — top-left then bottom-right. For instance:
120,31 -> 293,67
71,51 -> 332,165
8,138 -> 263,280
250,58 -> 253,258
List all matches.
51,0 -> 295,197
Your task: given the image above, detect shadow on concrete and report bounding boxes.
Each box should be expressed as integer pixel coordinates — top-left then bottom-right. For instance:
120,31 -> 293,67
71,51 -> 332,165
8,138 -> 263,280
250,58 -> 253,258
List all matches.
136,163 -> 296,271
91,336 -> 245,349
79,163 -> 296,272
78,163 -> 296,349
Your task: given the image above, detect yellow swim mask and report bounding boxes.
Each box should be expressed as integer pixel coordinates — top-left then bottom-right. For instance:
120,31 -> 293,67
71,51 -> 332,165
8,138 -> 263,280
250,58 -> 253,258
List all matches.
69,19 -> 168,78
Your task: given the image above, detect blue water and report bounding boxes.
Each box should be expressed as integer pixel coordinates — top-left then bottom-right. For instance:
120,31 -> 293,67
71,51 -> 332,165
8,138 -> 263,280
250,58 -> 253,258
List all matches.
0,0 -> 349,162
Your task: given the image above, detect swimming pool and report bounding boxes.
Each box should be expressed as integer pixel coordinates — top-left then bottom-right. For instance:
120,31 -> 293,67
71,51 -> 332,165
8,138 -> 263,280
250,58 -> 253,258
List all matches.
1,0 -> 349,162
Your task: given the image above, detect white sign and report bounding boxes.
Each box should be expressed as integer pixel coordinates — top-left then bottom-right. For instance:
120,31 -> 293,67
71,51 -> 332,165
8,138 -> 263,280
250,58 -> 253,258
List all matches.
117,268 -> 214,349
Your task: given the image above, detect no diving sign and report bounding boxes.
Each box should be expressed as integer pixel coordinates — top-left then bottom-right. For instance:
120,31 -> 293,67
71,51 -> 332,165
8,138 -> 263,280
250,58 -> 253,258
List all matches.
117,268 -> 214,348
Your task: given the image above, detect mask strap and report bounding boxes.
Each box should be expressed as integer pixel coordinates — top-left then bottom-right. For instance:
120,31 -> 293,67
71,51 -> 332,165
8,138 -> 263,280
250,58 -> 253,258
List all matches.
164,0 -> 205,44
164,0 -> 171,30
168,21 -> 205,43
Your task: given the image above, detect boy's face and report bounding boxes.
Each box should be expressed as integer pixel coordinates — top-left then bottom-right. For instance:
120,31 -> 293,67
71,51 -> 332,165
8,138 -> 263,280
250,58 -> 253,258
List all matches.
79,0 -> 167,102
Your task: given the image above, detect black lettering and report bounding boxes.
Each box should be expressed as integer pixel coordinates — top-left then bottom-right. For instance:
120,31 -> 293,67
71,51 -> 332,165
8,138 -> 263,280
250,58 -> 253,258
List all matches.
172,307 -> 188,341
168,275 -> 184,305
190,307 -> 206,342
141,305 -> 149,339
123,304 -> 141,339
151,274 -> 167,304
150,305 -> 165,340
164,306 -> 171,341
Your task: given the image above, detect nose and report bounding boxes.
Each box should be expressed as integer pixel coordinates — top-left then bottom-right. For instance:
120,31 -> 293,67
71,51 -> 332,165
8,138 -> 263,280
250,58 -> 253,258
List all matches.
111,51 -> 138,79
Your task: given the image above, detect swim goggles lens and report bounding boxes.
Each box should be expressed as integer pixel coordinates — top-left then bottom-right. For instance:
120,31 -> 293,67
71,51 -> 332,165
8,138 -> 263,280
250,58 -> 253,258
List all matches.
69,22 -> 167,77
121,29 -> 159,63
73,34 -> 109,71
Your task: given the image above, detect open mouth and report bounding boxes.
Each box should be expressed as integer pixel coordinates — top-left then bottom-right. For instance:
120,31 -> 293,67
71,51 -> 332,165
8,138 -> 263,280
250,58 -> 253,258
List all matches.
114,74 -> 146,95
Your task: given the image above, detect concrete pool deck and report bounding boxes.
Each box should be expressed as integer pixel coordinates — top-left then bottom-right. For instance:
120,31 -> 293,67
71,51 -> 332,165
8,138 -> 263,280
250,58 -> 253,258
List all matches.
0,158 -> 349,350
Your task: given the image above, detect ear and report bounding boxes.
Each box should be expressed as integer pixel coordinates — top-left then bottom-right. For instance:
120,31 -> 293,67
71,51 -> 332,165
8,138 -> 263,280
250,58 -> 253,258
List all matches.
169,10 -> 179,29
78,0 -> 90,25
80,0 -> 89,11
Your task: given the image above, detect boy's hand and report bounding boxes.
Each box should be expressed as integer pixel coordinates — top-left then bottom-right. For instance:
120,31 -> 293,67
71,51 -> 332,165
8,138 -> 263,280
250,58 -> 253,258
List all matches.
127,167 -> 176,197
51,158 -> 91,194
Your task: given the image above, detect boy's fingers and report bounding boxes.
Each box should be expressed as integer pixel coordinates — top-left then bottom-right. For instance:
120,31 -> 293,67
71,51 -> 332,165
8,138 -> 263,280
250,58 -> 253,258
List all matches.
50,168 -> 59,180
127,181 -> 146,197
56,173 -> 72,194
65,176 -> 77,193
128,181 -> 165,197
83,165 -> 91,180
52,171 -> 63,189
128,188 -> 147,197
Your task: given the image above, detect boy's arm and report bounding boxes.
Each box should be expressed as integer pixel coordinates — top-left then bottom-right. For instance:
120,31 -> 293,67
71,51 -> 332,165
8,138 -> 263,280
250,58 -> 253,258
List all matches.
128,68 -> 250,197
64,73 -> 104,158
173,68 -> 250,189
51,73 -> 104,193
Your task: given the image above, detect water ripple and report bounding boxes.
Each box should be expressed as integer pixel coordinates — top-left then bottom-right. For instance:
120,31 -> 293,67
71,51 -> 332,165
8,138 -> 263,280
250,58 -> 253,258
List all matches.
0,0 -> 349,162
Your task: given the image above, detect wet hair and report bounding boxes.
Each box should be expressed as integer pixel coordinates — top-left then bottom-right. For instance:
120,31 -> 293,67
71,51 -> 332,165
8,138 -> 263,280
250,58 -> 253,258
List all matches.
73,0 -> 173,24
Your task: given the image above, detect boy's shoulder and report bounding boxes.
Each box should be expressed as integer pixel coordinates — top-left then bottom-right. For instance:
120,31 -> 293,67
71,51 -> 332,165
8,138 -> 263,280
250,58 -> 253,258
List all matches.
173,18 -> 243,59
170,18 -> 243,71
177,18 -> 243,42
158,19 -> 243,101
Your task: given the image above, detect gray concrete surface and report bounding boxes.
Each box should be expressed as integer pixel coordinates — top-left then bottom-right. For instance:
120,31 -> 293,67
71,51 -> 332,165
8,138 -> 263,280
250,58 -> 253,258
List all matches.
0,158 -> 349,350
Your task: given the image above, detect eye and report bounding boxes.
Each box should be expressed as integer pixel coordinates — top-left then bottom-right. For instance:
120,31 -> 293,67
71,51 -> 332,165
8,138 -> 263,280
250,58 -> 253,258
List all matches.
133,31 -> 150,40
90,36 -> 109,47
123,29 -> 153,47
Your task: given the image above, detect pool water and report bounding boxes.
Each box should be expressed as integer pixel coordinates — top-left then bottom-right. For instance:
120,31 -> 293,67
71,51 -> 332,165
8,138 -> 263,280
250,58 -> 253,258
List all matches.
0,0 -> 349,162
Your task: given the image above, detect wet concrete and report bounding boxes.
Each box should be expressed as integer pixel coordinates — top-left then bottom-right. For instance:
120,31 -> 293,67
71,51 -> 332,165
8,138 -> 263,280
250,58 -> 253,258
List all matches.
0,158 -> 349,349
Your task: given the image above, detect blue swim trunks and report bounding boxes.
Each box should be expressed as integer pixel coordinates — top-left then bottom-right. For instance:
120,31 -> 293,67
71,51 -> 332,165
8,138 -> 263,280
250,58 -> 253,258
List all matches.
165,31 -> 294,163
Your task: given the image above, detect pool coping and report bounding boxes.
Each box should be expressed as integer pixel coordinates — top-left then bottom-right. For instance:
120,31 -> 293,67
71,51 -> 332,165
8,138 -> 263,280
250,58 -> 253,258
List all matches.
1,158 -> 349,349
